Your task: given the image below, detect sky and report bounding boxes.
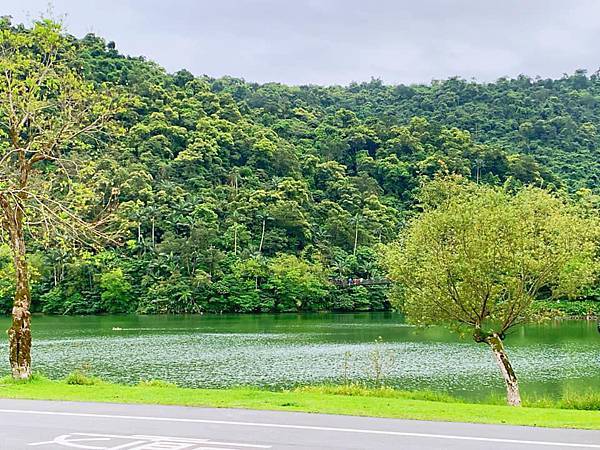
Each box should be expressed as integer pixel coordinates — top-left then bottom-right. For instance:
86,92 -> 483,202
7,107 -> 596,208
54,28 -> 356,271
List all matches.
3,0 -> 600,86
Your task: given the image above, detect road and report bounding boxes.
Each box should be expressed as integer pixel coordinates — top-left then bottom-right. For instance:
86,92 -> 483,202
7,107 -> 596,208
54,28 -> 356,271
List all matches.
0,399 -> 598,449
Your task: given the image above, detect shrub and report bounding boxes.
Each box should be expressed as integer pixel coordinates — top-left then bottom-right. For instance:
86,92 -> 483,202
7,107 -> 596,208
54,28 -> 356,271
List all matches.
100,268 -> 134,313
534,300 -> 600,317
65,371 -> 98,386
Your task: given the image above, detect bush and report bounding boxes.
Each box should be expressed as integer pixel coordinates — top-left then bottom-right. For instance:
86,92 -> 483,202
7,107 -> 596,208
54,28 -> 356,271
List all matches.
333,285 -> 389,311
533,300 -> 600,317
266,254 -> 332,311
100,268 -> 134,313
41,288 -> 101,315
40,287 -> 66,314
65,371 -> 98,386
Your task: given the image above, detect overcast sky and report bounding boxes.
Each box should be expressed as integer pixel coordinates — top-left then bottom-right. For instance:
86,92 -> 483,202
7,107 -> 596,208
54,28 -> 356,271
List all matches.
3,0 -> 600,86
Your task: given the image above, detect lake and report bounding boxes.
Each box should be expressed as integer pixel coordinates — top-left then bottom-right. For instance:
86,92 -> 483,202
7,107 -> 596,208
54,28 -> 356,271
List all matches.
0,313 -> 598,400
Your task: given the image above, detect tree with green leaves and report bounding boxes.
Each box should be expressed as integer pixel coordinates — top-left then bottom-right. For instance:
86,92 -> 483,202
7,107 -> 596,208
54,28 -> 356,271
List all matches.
266,254 -> 331,311
3,17 -> 600,320
0,19 -> 117,378
381,178 -> 599,406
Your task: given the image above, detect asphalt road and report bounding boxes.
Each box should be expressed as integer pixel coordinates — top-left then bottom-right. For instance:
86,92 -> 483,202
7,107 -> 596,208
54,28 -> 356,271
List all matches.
0,399 -> 598,449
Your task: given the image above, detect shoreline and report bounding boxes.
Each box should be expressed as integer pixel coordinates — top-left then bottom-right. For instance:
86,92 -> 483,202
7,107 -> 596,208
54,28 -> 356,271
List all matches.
0,310 -> 597,320
0,375 -> 598,430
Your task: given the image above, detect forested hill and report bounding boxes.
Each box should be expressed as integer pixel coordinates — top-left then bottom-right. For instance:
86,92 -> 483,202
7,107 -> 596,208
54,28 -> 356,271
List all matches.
209,72 -> 600,191
2,26 -> 599,314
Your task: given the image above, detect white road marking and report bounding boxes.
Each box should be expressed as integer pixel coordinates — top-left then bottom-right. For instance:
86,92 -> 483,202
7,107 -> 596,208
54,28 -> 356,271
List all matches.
28,432 -> 271,449
0,408 -> 598,448
133,435 -> 270,447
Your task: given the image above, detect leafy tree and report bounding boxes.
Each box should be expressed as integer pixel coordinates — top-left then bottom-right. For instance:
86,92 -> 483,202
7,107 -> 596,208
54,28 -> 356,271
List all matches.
381,178 -> 599,405
0,20 -> 117,378
2,17 -> 600,325
266,254 -> 331,311
100,268 -> 133,313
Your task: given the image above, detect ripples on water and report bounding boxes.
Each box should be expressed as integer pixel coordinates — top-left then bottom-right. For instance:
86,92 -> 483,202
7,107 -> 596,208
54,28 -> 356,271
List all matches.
0,313 -> 598,400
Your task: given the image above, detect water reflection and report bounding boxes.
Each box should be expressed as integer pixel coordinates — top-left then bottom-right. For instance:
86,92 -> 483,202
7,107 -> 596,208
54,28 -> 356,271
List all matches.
0,312 -> 598,400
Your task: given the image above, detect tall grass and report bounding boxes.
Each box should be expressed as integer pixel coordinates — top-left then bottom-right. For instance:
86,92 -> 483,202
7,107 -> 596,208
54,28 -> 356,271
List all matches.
1,372 -> 597,411
295,384 -> 462,403
297,384 -> 599,411
524,390 -> 600,411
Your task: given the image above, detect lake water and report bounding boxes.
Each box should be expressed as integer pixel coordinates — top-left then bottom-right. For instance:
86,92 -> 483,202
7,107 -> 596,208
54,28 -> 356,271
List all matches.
0,313 -> 598,400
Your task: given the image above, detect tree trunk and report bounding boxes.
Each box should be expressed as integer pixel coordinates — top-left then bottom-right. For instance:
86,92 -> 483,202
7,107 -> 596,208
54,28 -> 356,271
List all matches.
259,219 -> 266,254
234,226 -> 238,256
151,217 -> 155,247
353,220 -> 359,256
485,333 -> 521,406
7,208 -> 32,380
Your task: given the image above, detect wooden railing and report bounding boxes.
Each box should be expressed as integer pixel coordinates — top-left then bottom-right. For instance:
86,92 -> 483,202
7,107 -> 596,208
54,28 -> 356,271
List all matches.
330,278 -> 391,288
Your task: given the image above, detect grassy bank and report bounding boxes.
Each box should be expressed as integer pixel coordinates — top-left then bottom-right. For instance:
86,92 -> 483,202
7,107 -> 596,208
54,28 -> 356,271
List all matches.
0,375 -> 598,430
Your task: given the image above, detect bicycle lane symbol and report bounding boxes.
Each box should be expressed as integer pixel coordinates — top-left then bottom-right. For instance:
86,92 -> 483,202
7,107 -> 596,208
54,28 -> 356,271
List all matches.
28,432 -> 272,450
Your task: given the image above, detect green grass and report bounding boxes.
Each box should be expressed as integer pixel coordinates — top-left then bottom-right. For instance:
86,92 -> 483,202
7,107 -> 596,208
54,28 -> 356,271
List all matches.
0,375 -> 598,430
523,390 -> 600,411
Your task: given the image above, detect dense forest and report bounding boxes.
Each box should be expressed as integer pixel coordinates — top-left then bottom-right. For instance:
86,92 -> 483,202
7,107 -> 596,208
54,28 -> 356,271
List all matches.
1,20 -> 599,314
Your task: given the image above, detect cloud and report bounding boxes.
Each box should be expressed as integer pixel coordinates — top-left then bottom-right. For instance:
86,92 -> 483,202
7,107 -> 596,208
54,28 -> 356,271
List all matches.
5,0 -> 600,85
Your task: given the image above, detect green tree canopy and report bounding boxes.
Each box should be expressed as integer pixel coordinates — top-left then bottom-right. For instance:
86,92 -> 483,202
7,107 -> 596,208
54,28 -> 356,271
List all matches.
1,18 -> 600,321
381,178 -> 600,405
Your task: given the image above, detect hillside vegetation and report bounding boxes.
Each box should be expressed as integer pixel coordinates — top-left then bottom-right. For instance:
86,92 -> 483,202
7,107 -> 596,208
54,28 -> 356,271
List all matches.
1,20 -> 599,314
